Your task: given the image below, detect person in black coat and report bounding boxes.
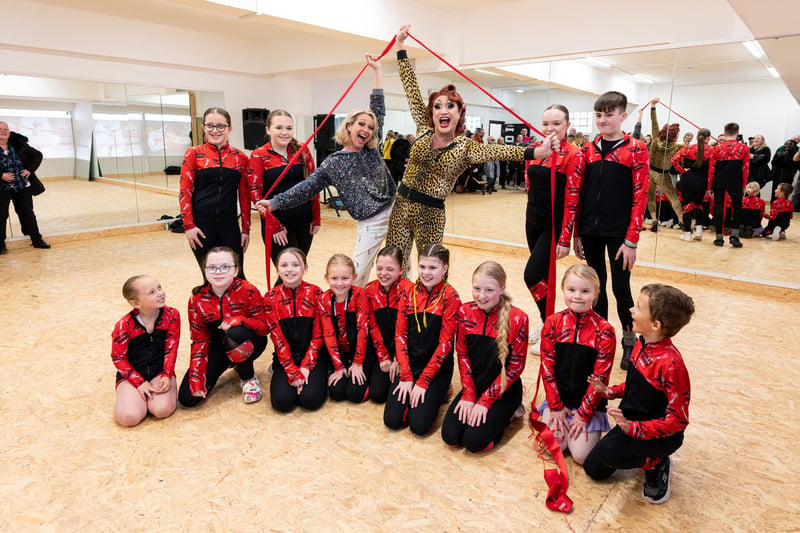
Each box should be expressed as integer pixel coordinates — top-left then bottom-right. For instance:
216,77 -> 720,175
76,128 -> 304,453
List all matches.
748,134 -> 771,188
770,138 -> 799,201
0,122 -> 50,253
389,134 -> 411,184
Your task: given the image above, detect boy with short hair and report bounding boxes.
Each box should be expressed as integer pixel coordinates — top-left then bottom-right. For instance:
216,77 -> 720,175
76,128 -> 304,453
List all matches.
575,91 -> 650,370
711,122 -> 749,247
583,284 -> 695,504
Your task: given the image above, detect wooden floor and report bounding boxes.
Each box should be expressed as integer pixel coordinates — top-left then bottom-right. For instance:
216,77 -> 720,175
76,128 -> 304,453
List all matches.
1,210 -> 799,531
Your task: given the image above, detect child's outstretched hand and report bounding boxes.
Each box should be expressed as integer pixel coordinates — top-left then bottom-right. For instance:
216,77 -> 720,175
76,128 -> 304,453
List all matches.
608,407 -> 631,433
137,381 -> 155,400
587,374 -> 612,398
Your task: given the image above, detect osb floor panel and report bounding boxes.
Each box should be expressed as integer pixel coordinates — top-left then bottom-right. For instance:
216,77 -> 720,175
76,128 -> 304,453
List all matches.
1,221 -> 798,531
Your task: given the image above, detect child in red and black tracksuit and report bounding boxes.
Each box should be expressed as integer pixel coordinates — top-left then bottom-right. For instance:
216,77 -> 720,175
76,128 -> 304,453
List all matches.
318,254 -> 372,403
111,275 -> 180,427
179,108 -> 251,276
441,261 -> 528,453
247,113 -> 320,265
671,129 -> 715,241
584,284 -> 694,505
264,247 -> 327,412
179,247 -> 268,407
575,91 -> 649,370
523,104 -> 583,327
364,246 -> 414,403
711,125 -> 749,247
384,244 -> 461,436
538,265 -> 616,465
740,182 -> 766,237
764,183 -> 794,239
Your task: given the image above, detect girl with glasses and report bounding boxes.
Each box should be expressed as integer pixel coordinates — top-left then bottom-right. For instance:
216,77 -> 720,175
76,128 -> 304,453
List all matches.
179,108 -> 251,277
178,246 -> 268,407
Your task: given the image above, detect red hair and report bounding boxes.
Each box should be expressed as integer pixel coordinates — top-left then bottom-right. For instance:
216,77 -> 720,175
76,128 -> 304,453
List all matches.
659,123 -> 680,143
427,84 -> 466,135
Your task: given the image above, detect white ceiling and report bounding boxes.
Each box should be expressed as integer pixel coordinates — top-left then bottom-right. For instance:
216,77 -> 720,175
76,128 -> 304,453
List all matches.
20,0 -> 800,100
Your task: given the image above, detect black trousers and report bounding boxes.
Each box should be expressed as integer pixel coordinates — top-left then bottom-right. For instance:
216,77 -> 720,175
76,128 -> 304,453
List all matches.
712,178 -> 744,235
328,349 -> 377,403
524,220 -> 556,322
0,187 -> 42,242
190,219 -> 245,278
678,173 -> 706,229
583,426 -> 684,480
261,215 -> 314,266
368,359 -> 392,403
269,355 -> 328,412
178,325 -> 266,407
580,235 -> 634,331
383,360 -> 453,436
440,379 -> 522,453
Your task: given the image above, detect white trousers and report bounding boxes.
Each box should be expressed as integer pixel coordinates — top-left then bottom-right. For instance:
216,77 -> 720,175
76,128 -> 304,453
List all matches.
353,204 -> 392,287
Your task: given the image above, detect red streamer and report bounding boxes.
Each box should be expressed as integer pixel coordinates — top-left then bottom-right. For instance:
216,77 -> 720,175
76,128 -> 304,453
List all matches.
640,101 -> 719,143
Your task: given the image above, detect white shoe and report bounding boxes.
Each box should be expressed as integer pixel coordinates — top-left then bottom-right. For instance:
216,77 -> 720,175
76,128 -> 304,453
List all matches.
780,231 -> 786,240
530,339 -> 541,355
659,219 -> 671,227
771,227 -> 782,241
693,229 -> 703,241
241,376 -> 263,403
644,218 -> 654,225
679,232 -> 693,241
512,404 -> 526,420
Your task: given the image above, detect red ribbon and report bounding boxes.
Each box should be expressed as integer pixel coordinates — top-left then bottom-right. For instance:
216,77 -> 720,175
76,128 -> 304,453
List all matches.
640,101 -> 719,143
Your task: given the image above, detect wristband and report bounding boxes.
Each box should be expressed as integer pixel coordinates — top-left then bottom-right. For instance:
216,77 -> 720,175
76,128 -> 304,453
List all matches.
624,240 -> 638,249
397,49 -> 408,60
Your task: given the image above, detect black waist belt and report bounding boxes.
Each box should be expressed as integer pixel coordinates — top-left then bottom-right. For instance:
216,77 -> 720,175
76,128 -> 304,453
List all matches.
398,182 -> 445,210
651,164 -> 671,174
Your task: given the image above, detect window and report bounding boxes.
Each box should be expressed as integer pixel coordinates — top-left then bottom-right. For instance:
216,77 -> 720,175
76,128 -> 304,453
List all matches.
571,111 -> 593,137
464,116 -> 482,134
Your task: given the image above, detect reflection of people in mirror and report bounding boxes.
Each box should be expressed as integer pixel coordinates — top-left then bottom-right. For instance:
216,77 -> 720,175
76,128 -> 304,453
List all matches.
671,128 -> 715,242
179,108 -> 251,277
645,98 -> 683,233
0,122 -> 51,253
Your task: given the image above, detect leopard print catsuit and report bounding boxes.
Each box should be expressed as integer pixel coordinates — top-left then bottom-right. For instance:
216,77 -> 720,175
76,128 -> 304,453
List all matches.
385,53 -> 526,266
647,107 -> 683,223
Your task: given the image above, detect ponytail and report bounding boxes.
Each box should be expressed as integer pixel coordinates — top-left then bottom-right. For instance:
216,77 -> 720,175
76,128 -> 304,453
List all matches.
494,294 -> 513,392
693,128 -> 711,170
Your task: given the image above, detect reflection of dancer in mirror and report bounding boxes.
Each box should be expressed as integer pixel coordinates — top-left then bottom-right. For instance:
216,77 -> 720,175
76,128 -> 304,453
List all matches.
523,105 -> 583,354
179,108 -> 251,277
385,25 -> 527,268
710,122 -> 749,247
248,110 -> 319,267
257,55 -> 395,287
671,128 -> 715,242
645,98 -> 683,233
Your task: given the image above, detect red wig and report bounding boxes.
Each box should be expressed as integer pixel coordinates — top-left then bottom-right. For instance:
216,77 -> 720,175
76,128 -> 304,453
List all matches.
659,123 -> 680,143
427,84 -> 466,135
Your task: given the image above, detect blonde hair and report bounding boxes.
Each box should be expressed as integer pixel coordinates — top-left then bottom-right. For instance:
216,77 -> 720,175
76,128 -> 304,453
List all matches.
325,253 -> 356,278
561,264 -> 601,307
334,110 -> 380,150
473,261 -> 512,392
745,181 -> 760,196
122,275 -> 149,302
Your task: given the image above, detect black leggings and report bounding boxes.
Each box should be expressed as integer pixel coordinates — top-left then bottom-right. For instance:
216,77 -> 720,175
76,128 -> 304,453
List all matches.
580,235 -> 633,331
0,187 -> 42,242
368,359 -> 392,403
583,426 -> 684,480
524,222 -> 556,322
328,349 -> 377,403
269,355 -> 327,412
178,325 -> 266,407
712,181 -> 743,235
383,361 -> 454,436
679,173 -> 706,229
262,216 -> 314,265
441,379 -> 522,453
190,219 -> 245,278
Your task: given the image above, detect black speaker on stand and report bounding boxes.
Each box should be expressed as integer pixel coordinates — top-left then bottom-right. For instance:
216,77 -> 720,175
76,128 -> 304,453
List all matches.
314,114 -> 338,165
242,108 -> 269,150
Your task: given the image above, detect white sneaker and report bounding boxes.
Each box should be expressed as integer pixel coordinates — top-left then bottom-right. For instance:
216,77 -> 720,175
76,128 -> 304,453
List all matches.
512,404 -> 526,420
679,232 -> 694,241
530,339 -> 541,355
780,231 -> 786,240
659,219 -> 672,227
644,218 -> 654,225
771,226 -> 782,241
241,376 -> 263,403
693,229 -> 703,241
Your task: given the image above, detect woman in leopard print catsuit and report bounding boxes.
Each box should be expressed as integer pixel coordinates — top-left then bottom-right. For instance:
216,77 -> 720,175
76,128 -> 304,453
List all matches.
385,26 -> 528,267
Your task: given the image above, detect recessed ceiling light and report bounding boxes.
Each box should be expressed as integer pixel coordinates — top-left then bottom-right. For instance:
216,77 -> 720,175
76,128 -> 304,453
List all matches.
766,66 -> 780,78
475,69 -> 502,76
514,89 -> 524,93
742,41 -> 764,59
586,56 -> 611,68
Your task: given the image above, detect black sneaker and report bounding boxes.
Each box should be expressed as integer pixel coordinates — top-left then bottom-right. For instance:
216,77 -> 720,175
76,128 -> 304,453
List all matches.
643,457 -> 672,504
0,243 -> 7,255
32,239 -> 51,249
729,236 -> 742,248
742,226 -> 753,238
620,331 -> 636,370
713,237 -> 724,247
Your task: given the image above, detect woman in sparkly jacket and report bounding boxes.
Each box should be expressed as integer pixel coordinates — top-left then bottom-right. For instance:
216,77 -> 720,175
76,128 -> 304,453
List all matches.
258,55 -> 395,286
